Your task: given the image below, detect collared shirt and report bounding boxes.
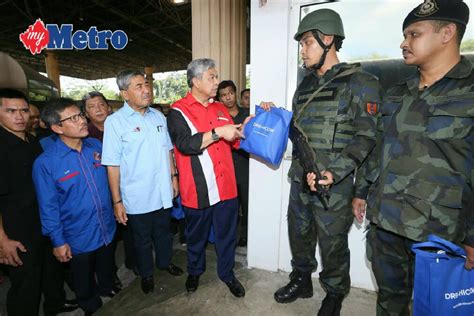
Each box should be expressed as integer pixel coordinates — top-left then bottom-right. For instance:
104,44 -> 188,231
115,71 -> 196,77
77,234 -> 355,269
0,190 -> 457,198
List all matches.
101,102 -> 173,214
364,56 -> 474,245
32,137 -> 116,255
87,122 -> 104,142
0,127 -> 43,245
167,92 -> 239,209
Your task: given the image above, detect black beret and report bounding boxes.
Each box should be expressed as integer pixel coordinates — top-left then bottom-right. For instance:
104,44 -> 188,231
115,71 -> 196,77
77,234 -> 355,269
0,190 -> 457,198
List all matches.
403,0 -> 469,30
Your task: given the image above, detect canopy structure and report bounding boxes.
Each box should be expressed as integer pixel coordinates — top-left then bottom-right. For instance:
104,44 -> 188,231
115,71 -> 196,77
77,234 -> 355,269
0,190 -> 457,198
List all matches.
0,51 -> 59,101
0,0 -> 198,80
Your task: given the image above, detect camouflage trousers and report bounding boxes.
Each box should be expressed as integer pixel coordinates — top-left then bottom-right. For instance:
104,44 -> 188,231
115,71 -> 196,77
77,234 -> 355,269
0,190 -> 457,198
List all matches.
287,180 -> 353,295
367,224 -> 415,316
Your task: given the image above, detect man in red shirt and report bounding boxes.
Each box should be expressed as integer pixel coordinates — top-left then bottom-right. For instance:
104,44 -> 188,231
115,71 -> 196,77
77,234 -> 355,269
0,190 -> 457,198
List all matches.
167,58 -> 249,298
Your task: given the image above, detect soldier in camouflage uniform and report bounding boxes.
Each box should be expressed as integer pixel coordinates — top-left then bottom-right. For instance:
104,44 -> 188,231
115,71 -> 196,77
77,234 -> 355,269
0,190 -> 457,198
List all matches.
272,9 -> 381,316
352,0 -> 474,315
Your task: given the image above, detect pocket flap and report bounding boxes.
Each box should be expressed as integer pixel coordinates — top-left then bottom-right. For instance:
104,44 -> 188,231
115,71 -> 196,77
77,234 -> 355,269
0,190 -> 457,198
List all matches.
428,100 -> 474,118
404,178 -> 463,209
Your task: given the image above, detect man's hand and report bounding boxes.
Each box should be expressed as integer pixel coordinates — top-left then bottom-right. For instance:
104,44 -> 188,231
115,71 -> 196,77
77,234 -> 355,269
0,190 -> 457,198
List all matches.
215,124 -> 244,141
464,244 -> 474,270
114,202 -> 128,225
352,198 -> 367,223
53,244 -> 72,263
172,176 -> 179,198
0,233 -> 26,266
306,170 -> 334,192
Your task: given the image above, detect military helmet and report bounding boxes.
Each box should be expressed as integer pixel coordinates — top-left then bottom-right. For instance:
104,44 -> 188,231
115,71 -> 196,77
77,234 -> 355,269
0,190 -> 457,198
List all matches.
294,8 -> 345,41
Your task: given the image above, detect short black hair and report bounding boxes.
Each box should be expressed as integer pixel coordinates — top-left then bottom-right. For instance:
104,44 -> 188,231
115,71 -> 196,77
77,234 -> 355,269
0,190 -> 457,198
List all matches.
41,98 -> 78,128
217,80 -> 237,100
0,88 -> 28,106
240,88 -> 250,98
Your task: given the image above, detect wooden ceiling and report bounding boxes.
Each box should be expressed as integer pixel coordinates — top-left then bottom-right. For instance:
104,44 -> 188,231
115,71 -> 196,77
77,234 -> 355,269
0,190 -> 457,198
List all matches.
1,0 -> 248,80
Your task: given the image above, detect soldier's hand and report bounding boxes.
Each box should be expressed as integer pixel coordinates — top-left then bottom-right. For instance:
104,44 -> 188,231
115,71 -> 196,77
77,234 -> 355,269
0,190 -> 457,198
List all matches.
53,244 -> 72,263
114,202 -> 128,225
464,244 -> 474,270
319,170 -> 334,186
307,172 -> 318,191
352,198 -> 367,223
259,101 -> 274,111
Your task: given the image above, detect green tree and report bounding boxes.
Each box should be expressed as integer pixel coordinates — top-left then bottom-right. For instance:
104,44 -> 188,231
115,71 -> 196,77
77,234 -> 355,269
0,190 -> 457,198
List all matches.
153,72 -> 188,104
62,82 -> 120,101
350,53 -> 389,61
461,39 -> 474,53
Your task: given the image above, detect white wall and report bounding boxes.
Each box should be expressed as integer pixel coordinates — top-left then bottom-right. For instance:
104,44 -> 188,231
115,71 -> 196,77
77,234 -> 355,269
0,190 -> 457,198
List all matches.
247,0 -> 377,291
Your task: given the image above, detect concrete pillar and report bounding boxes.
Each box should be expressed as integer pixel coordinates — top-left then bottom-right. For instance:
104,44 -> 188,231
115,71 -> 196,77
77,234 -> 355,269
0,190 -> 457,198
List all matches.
44,50 -> 61,96
144,66 -> 154,102
192,0 -> 247,93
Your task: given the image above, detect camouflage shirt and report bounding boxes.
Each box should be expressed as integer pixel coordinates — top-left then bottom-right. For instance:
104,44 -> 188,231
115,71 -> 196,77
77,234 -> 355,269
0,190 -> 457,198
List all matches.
363,57 -> 474,246
289,62 -> 380,195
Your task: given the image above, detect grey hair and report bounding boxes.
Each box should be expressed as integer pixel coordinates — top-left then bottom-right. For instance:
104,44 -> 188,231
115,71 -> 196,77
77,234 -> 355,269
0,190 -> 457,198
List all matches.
81,91 -> 109,111
116,70 -> 145,91
186,58 -> 216,88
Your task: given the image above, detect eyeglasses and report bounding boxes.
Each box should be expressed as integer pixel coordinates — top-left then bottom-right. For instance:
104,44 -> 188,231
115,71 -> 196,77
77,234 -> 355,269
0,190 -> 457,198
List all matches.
59,112 -> 86,123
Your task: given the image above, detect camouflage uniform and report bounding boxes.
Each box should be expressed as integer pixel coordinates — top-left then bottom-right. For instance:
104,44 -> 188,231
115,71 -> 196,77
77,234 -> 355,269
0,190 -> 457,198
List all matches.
288,62 -> 380,295
357,57 -> 474,315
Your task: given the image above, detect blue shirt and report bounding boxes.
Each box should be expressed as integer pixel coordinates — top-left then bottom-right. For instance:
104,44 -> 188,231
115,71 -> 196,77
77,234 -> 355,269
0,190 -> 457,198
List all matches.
32,137 -> 116,255
101,103 -> 174,214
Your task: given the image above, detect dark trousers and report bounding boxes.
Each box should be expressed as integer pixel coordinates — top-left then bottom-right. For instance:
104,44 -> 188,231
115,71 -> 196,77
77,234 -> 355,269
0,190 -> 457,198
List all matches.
237,180 -> 249,240
70,243 -> 115,314
113,224 -> 136,270
127,209 -> 172,278
7,238 -> 66,316
367,224 -> 415,316
183,198 -> 238,282
287,181 -> 352,295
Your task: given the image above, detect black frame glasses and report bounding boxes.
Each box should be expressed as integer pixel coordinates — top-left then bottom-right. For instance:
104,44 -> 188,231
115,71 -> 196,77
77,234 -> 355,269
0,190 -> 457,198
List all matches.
59,112 -> 86,123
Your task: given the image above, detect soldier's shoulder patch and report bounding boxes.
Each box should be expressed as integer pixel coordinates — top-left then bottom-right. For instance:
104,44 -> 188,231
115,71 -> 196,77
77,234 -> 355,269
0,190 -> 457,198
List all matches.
366,102 -> 378,115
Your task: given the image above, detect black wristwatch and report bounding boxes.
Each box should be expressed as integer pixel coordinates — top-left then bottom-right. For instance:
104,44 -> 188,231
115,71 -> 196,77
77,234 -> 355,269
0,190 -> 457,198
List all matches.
211,128 -> 219,141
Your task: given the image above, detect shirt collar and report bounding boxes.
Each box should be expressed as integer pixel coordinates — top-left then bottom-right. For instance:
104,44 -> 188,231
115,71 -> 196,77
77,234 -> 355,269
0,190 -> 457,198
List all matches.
179,92 -> 219,108
122,102 -> 152,116
398,56 -> 471,87
0,126 -> 33,146
54,136 -> 93,158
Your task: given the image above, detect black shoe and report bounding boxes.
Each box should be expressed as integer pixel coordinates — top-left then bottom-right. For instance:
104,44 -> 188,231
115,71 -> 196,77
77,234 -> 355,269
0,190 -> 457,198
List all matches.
159,263 -> 184,276
44,299 -> 79,316
141,276 -> 154,294
100,286 -> 122,298
289,269 -> 298,280
317,293 -> 345,316
274,272 -> 313,304
185,274 -> 200,293
225,277 -> 245,298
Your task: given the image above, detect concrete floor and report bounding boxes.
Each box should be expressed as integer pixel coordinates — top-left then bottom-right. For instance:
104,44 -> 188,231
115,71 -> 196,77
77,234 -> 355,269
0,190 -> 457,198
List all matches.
0,242 -> 377,316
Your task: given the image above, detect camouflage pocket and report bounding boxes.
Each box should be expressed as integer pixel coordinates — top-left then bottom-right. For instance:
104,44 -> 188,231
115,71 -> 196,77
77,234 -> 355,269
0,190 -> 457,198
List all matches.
402,178 -> 463,229
426,99 -> 474,139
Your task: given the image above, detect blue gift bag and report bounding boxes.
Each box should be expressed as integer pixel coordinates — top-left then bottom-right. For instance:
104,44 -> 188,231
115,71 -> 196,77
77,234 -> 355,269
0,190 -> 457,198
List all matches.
240,105 -> 292,166
411,234 -> 474,316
